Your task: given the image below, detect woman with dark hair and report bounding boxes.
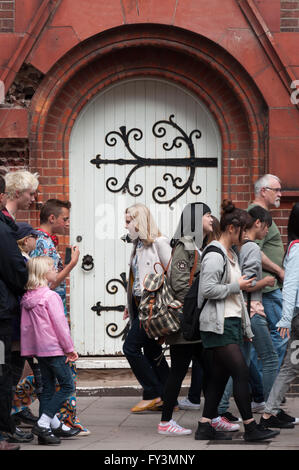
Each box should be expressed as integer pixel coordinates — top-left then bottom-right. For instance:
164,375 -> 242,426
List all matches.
195,200 -> 278,442
157,202 -> 214,436
260,202 -> 299,428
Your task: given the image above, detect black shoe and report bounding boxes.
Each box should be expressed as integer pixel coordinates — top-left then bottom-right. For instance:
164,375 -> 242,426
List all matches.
6,427 -> 34,443
52,424 -> 81,438
244,420 -> 279,441
277,409 -> 299,425
195,421 -> 232,440
260,415 -> 294,429
16,408 -> 38,426
32,424 -> 61,445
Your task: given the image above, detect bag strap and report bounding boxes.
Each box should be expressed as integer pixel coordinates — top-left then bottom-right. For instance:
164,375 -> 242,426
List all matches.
154,247 -> 175,274
189,250 -> 199,286
247,291 -> 251,315
201,245 -> 226,280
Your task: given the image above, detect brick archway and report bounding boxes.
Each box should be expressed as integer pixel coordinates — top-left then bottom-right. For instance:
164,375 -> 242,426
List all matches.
29,24 -> 268,224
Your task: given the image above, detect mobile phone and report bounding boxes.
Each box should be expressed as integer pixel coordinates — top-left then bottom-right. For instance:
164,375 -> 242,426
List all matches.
245,273 -> 256,280
65,247 -> 72,265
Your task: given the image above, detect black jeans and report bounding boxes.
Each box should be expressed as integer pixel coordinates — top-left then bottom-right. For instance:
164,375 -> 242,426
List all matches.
0,319 -> 15,434
161,342 -> 206,422
188,356 -> 203,404
123,300 -> 169,400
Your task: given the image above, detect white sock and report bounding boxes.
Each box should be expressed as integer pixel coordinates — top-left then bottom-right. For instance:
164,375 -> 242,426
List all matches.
50,415 -> 61,430
50,415 -> 71,431
38,413 -> 51,429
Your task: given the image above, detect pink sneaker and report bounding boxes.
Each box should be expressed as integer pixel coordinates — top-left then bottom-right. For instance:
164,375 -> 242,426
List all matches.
158,420 -> 192,436
211,416 -> 240,432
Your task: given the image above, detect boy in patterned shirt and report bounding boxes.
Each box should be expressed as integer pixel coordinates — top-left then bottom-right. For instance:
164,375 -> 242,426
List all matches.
30,199 -> 90,434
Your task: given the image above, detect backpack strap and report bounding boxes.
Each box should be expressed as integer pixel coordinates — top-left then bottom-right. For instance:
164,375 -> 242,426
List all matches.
154,247 -> 175,274
201,245 -> 226,282
189,250 -> 199,286
287,239 -> 299,256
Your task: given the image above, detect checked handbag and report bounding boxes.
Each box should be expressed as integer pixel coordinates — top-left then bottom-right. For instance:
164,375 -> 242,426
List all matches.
138,251 -> 198,340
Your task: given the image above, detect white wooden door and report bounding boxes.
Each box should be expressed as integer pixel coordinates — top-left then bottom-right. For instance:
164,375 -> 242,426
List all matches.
69,78 -> 221,355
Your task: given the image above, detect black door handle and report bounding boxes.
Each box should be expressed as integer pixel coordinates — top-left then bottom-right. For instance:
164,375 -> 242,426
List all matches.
81,254 -> 94,271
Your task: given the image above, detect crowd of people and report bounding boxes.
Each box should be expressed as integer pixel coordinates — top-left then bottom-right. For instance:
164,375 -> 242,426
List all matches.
0,169 -> 299,449
123,174 -> 299,442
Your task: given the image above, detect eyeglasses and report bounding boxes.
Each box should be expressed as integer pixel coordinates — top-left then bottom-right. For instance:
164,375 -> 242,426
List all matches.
264,187 -> 282,193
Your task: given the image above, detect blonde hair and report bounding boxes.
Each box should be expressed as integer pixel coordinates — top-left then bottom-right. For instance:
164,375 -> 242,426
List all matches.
26,256 -> 54,290
5,170 -> 39,199
17,236 -> 30,250
126,203 -> 162,246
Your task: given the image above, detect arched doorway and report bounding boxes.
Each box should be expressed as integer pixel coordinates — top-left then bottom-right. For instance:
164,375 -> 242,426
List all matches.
69,78 -> 221,355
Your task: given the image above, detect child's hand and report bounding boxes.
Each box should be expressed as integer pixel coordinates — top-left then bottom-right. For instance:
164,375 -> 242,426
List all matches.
65,351 -> 79,363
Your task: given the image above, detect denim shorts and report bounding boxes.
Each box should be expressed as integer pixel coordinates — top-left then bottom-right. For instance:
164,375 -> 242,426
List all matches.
201,317 -> 243,349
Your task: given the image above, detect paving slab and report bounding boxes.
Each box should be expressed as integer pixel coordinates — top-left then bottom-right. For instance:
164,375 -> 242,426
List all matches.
14,395 -> 299,454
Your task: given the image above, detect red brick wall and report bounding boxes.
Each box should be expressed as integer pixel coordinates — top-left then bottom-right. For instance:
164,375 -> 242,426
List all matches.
281,0 -> 299,31
0,0 -> 14,32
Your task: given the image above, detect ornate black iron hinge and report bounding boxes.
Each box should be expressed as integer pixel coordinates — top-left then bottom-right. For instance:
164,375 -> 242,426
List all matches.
91,272 -> 129,340
90,114 -> 217,207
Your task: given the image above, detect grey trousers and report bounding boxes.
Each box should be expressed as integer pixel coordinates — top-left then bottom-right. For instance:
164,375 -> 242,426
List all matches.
265,313 -> 299,415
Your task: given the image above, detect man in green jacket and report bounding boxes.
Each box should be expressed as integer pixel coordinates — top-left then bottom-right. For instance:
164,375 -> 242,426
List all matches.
248,174 -> 288,374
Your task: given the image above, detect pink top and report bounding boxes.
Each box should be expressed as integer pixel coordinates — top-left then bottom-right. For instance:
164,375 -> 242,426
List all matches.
21,286 -> 74,357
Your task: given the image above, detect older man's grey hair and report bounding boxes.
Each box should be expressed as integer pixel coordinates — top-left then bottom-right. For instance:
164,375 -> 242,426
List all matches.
254,174 -> 281,197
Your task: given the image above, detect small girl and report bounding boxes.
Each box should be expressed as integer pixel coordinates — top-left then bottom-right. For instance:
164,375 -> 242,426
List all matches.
20,256 -> 80,445
11,223 -> 43,426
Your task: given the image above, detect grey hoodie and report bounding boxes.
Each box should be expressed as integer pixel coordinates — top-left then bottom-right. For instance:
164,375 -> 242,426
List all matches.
198,241 -> 253,338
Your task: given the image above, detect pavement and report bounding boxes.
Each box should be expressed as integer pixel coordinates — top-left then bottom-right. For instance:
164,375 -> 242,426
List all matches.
15,395 -> 299,453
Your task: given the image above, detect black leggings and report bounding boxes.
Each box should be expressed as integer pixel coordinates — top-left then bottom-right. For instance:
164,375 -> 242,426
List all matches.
202,343 -> 252,421
161,343 -> 208,422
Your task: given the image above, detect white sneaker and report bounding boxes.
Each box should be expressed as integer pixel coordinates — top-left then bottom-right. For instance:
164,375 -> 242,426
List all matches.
158,419 -> 192,436
251,401 -> 266,413
211,416 -> 240,432
178,397 -> 201,410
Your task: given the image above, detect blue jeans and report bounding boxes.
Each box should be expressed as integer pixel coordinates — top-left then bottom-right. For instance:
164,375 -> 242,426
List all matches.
38,356 -> 75,419
250,314 -> 279,401
249,358 -> 265,403
123,316 -> 169,400
217,341 -> 251,415
262,289 -> 288,370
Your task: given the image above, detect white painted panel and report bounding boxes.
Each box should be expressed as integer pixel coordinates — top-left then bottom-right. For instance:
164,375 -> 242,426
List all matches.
70,78 -> 221,356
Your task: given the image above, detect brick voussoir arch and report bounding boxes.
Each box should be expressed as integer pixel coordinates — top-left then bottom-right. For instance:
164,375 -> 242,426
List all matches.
29,24 -> 268,208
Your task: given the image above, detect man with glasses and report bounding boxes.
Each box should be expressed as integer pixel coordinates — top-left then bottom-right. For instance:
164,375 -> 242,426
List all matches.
248,174 -> 288,412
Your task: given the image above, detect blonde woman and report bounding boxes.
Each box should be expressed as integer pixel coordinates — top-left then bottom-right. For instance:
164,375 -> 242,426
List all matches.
123,203 -> 171,412
20,257 -> 80,445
